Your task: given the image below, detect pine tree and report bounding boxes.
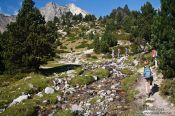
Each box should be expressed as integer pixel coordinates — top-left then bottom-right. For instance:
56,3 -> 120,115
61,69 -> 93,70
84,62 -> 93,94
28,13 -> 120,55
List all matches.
0,32 -> 4,73
94,36 -> 100,53
151,0 -> 175,78
140,2 -> 156,42
3,0 -> 57,72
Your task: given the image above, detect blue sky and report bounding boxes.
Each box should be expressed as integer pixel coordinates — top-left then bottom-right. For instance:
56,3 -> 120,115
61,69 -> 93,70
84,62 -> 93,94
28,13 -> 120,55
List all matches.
0,0 -> 160,16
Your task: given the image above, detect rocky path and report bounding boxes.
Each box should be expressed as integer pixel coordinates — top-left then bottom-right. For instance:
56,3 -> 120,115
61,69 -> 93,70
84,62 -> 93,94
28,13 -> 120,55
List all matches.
46,59 -> 133,116
135,68 -> 175,116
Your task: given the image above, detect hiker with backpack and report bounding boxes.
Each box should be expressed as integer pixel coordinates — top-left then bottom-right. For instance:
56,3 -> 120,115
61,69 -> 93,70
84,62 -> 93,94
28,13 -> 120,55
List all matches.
143,60 -> 153,97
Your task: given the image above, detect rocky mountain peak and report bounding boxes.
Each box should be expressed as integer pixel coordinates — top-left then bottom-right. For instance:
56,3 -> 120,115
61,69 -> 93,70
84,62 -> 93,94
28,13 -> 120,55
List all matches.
40,2 -> 88,22
66,3 -> 88,17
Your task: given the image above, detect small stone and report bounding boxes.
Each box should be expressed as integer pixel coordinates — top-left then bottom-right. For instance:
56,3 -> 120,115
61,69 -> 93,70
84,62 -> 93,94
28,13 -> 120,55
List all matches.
71,104 -> 83,112
117,105 -> 122,109
55,86 -> 60,91
110,94 -> 115,97
107,90 -> 111,95
108,98 -> 114,102
57,96 -> 61,101
98,85 -> 102,88
45,87 -> 54,94
145,103 -> 154,107
171,103 -> 174,107
43,100 -> 48,104
93,76 -> 98,81
115,96 -> 120,100
146,98 -> 155,102
36,92 -> 43,97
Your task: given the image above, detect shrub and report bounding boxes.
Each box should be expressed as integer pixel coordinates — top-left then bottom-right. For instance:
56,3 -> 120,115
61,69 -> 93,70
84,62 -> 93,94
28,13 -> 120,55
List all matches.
75,67 -> 84,75
94,68 -> 110,79
121,73 -> 139,102
60,45 -> 67,49
160,79 -> 175,104
102,53 -> 112,59
121,68 -> 133,75
130,44 -> 141,54
69,76 -> 95,86
91,55 -> 98,59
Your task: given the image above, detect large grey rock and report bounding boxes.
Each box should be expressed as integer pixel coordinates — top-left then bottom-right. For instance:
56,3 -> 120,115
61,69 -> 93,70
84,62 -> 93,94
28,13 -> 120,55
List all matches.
45,87 -> 55,94
8,94 -> 30,107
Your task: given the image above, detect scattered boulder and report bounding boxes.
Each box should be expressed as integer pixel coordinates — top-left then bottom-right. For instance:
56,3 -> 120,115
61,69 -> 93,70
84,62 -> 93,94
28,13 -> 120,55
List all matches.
45,87 -> 55,94
8,94 -> 30,107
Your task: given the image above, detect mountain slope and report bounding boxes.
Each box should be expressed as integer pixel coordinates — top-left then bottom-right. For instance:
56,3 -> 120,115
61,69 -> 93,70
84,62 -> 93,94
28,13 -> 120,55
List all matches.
0,14 -> 16,32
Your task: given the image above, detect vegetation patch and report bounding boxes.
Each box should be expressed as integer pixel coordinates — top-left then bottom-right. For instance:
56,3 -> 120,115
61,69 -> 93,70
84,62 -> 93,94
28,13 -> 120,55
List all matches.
121,73 -> 139,102
2,93 -> 60,116
69,75 -> 95,86
90,96 -> 103,105
121,68 -> 133,75
2,100 -> 37,116
94,68 -> 110,79
75,67 -> 84,75
160,79 -> 175,105
0,73 -> 51,109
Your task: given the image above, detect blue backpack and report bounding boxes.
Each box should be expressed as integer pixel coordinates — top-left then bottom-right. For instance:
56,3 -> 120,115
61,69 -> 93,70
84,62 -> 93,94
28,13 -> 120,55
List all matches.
144,67 -> 152,78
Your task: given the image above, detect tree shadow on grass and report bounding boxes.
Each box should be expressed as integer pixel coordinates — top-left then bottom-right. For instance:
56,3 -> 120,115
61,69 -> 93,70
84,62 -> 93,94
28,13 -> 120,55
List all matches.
39,64 -> 81,76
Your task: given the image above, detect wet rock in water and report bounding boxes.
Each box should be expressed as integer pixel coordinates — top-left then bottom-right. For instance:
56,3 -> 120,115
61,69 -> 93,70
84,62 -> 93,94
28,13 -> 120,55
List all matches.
45,87 -> 55,94
36,92 -> 43,97
8,94 -> 30,107
71,104 -> 83,112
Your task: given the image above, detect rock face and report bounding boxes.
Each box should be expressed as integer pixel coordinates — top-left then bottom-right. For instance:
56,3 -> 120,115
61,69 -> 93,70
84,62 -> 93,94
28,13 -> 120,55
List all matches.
40,2 -> 88,22
0,2 -> 88,32
0,14 -> 16,32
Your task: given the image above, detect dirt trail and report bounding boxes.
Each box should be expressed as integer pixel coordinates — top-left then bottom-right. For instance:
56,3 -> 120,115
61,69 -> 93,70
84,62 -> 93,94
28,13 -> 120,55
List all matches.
135,68 -> 175,116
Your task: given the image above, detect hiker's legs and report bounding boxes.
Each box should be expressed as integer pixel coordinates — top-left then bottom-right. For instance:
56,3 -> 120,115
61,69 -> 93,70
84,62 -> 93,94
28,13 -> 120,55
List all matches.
145,80 -> 150,94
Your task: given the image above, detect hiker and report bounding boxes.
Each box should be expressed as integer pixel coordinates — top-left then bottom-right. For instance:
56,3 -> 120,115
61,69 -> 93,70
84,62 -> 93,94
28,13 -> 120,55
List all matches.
112,48 -> 115,61
152,48 -> 158,68
117,48 -> 121,58
125,47 -> 128,56
143,60 -> 153,97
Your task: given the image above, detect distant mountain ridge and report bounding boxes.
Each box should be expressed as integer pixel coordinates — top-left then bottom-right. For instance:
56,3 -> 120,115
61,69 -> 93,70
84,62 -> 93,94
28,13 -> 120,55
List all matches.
0,2 -> 88,32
